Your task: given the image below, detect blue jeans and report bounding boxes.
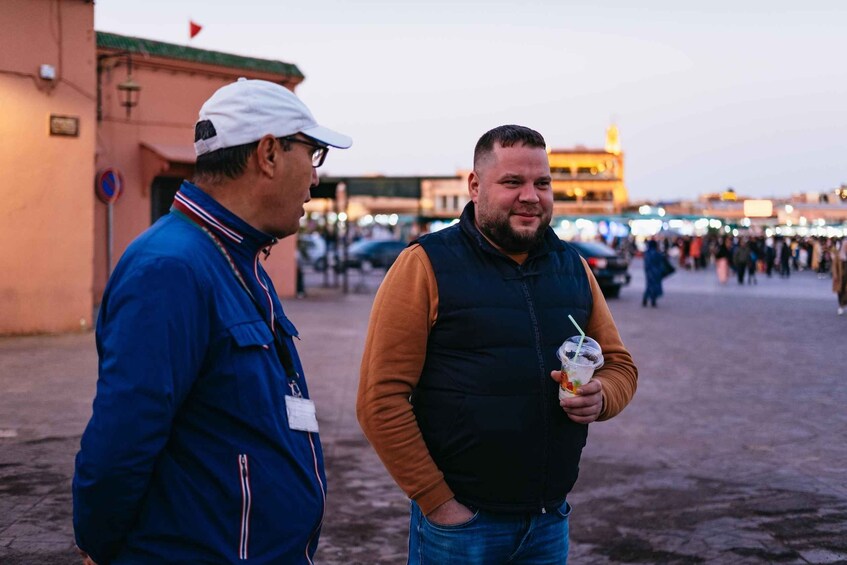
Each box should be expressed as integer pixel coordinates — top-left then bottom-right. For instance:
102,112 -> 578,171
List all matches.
408,500 -> 571,564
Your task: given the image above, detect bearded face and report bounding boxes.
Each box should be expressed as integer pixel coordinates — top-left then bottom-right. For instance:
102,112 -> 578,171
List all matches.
470,144 -> 554,254
476,197 -> 551,253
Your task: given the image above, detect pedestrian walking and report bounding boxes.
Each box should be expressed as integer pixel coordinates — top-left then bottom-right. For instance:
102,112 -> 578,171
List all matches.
779,238 -> 792,278
812,239 -> 823,275
679,236 -> 690,269
715,237 -> 731,284
832,238 -> 847,316
643,239 -> 668,307
73,79 -> 352,564
690,236 -> 703,270
746,240 -> 758,285
733,240 -> 751,285
764,238 -> 776,277
357,125 -> 637,564
797,243 -> 808,271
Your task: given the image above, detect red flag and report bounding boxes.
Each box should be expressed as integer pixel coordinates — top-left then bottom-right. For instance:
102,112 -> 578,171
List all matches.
189,20 -> 202,39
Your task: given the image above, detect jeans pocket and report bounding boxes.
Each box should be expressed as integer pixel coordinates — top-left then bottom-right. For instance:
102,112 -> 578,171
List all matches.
423,509 -> 481,531
554,500 -> 572,519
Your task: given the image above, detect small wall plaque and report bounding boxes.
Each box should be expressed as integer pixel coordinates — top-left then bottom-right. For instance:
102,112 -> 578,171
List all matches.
50,114 -> 79,137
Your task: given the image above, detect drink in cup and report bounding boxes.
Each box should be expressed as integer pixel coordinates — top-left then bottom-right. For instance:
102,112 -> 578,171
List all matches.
556,336 -> 604,400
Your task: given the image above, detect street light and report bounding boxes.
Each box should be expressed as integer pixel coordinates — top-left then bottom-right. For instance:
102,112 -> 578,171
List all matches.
97,51 -> 142,121
117,74 -> 141,118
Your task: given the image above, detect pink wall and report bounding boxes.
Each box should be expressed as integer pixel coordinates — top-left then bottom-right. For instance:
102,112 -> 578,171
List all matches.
93,54 -> 298,301
0,0 -> 96,334
1,3 -> 301,335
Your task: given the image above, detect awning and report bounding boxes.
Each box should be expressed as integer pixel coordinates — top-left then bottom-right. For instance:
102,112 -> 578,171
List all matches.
140,142 -> 196,165
139,142 -> 196,196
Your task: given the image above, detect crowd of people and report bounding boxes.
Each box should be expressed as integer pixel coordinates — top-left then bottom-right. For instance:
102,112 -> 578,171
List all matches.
663,234 -> 839,281
632,233 -> 847,315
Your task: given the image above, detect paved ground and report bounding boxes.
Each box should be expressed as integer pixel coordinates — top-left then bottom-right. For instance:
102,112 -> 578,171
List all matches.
1,260 -> 846,564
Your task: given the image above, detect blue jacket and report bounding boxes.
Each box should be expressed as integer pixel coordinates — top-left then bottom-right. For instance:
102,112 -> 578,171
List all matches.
413,203 -> 592,513
73,182 -> 326,564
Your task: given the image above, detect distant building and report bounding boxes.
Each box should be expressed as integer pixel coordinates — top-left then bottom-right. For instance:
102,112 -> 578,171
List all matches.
422,172 -> 471,218
317,126 -> 632,229
548,125 -> 628,215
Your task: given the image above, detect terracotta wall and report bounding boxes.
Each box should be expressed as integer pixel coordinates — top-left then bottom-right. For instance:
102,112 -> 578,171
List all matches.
1,2 -> 299,335
94,59 -> 297,301
0,0 -> 96,334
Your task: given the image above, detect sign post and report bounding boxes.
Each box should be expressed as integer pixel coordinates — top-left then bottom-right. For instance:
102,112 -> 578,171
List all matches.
95,168 -> 124,275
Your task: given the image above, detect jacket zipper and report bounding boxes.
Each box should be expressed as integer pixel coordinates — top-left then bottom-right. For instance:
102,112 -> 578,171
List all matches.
304,432 -> 325,565
253,251 -> 324,563
238,454 -> 252,560
254,252 -> 276,334
518,266 -> 551,513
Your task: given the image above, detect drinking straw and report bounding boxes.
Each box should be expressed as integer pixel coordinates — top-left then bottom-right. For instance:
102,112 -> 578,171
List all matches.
567,314 -> 586,359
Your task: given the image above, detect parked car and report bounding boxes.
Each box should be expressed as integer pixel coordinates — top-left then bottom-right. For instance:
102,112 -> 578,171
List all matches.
566,240 -> 631,298
339,239 -> 408,271
297,233 -> 327,265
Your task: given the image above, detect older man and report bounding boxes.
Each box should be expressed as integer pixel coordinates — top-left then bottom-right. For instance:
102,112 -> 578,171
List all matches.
73,79 -> 351,564
358,124 -> 637,564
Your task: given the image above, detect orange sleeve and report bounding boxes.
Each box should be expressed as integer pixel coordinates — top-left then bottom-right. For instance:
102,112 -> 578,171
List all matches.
579,258 -> 638,420
356,244 -> 454,514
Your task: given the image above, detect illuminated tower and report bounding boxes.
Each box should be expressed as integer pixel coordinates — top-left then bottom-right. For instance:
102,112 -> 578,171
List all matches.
605,123 -> 621,155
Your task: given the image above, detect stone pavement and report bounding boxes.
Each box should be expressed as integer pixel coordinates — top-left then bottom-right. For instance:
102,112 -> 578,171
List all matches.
1,261 -> 846,564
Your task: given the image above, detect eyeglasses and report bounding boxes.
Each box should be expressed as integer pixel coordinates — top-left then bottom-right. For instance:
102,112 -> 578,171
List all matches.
280,136 -> 329,168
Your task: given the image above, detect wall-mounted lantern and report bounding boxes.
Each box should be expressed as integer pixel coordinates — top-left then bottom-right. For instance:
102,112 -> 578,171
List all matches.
116,74 -> 141,118
97,51 -> 142,121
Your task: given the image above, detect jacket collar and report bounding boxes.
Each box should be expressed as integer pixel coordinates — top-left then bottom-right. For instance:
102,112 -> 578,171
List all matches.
172,181 -> 277,257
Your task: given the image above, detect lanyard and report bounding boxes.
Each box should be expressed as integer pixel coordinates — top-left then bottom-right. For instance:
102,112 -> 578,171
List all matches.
172,206 -> 302,396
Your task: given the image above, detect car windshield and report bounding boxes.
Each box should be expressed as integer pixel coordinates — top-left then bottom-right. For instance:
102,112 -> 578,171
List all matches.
569,241 -> 617,257
348,240 -> 376,253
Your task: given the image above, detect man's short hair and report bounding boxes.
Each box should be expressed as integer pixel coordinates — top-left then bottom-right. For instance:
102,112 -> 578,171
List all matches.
473,125 -> 547,169
193,132 -> 259,184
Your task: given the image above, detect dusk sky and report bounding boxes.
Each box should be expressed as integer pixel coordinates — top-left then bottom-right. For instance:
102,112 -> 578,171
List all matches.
95,1 -> 847,201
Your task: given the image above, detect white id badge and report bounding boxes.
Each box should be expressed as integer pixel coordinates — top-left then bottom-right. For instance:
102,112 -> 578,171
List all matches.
284,395 -> 320,433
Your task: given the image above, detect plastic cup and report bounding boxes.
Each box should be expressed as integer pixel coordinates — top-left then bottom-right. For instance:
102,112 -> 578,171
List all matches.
556,336 -> 604,399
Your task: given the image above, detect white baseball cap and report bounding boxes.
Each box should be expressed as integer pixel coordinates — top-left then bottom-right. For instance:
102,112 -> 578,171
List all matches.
194,78 -> 352,156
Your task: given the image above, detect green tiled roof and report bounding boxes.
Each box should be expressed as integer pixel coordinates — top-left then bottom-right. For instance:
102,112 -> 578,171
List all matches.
96,31 -> 304,78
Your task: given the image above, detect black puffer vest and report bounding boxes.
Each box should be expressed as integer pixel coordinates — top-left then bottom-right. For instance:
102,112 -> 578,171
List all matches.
413,203 -> 593,513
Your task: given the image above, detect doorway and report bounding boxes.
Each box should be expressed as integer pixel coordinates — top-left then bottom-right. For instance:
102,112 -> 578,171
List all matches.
150,176 -> 182,224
